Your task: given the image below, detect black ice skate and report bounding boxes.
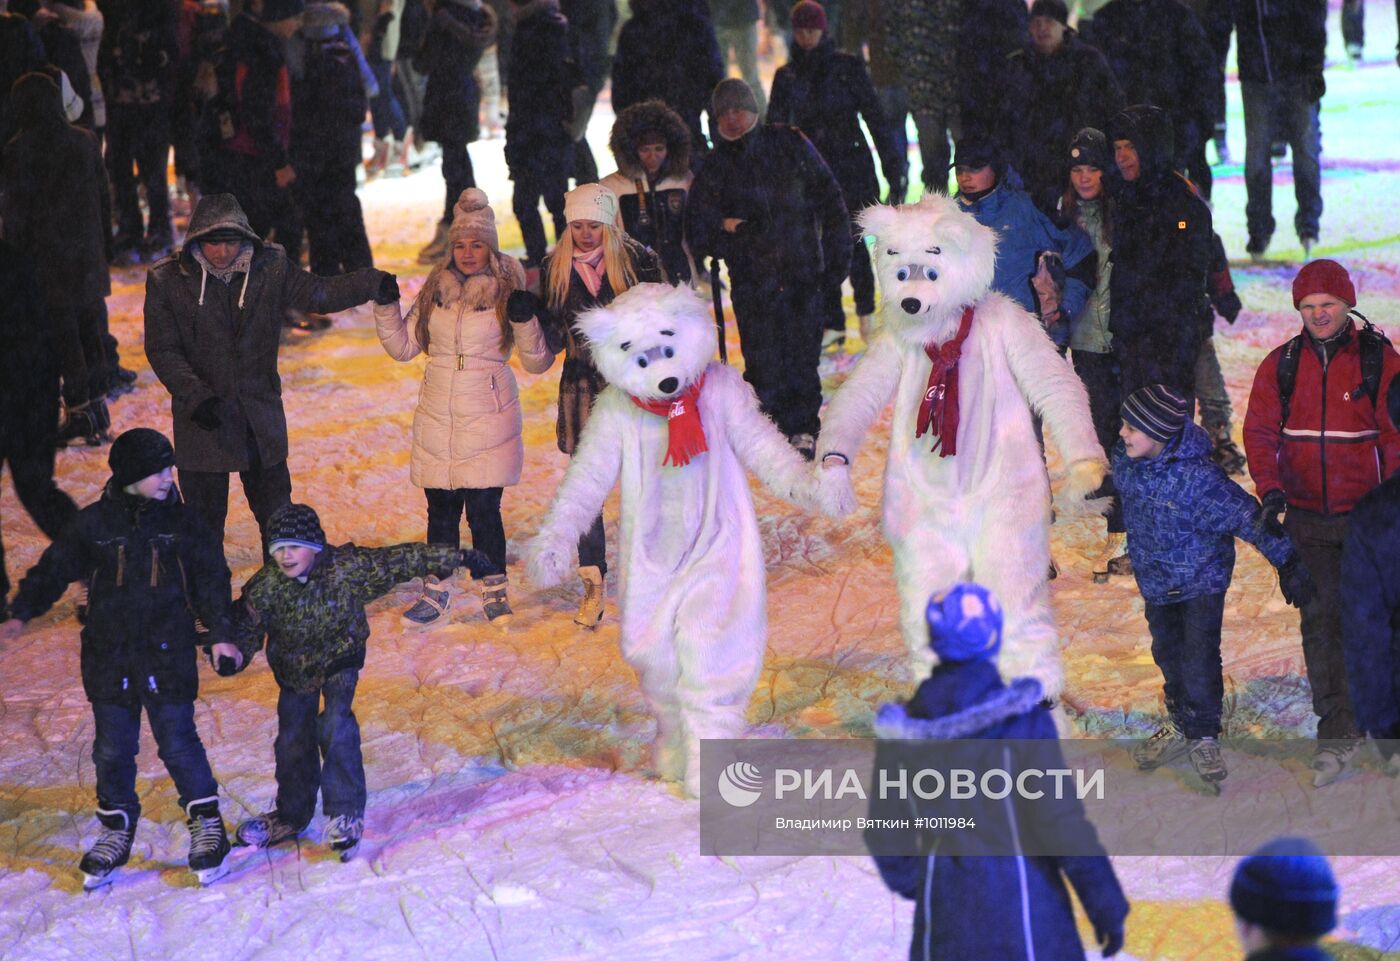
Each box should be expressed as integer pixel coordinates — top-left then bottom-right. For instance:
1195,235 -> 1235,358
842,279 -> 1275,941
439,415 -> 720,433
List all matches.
79,807 -> 136,890
185,797 -> 231,885
325,815 -> 364,861
1132,723 -> 1192,771
1188,737 -> 1228,790
235,810 -> 307,849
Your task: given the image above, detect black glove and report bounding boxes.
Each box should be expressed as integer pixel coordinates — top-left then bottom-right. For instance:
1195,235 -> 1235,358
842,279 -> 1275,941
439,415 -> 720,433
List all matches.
1215,289 -> 1242,324
191,396 -> 223,431
506,289 -> 540,324
458,549 -> 498,579
1259,489 -> 1287,538
1278,558 -> 1316,609
374,271 -> 400,305
205,647 -> 240,676
1095,922 -> 1125,958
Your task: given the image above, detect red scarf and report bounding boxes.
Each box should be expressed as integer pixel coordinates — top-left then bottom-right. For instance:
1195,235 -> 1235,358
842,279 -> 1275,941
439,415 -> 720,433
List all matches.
915,307 -> 975,457
630,374 -> 708,467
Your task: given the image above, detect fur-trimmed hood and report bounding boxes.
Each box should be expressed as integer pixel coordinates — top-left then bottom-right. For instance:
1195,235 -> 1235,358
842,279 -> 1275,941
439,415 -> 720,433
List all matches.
609,99 -> 693,180
874,677 -> 1044,740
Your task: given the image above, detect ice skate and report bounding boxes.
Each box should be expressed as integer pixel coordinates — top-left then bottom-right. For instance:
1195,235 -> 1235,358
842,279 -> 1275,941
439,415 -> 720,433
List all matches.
1133,723 -> 1192,770
56,399 -> 111,447
79,807 -> 136,890
1189,737 -> 1227,787
1091,532 -> 1130,583
1310,741 -> 1360,787
1300,235 -> 1317,263
479,573 -> 513,624
235,810 -> 307,849
402,579 -> 451,627
1207,425 -> 1247,475
185,797 -> 231,885
574,566 -> 604,628
325,815 -> 363,861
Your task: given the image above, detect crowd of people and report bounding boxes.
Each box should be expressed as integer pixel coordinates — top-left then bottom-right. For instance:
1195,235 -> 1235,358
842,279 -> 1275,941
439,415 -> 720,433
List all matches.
0,0 -> 1398,952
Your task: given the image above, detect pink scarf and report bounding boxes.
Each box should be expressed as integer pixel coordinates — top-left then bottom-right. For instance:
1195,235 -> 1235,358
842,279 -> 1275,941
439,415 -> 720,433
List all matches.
572,247 -> 606,298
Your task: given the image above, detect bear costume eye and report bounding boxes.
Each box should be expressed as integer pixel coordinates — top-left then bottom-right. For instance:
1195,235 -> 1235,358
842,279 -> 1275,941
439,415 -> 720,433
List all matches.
895,267 -> 910,281
924,266 -> 939,280
636,356 -> 648,368
663,347 -> 674,358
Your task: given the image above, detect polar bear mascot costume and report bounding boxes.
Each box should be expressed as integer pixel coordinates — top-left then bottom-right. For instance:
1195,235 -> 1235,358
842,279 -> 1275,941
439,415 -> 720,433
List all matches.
817,195 -> 1106,695
527,283 -> 823,795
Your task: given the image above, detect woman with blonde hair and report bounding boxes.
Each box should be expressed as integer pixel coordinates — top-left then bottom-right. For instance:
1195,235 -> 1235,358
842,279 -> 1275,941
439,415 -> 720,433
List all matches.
508,183 -> 664,627
377,188 -> 554,625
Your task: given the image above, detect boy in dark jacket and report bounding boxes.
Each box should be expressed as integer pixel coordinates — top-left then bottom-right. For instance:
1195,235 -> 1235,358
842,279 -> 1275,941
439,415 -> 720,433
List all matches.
1113,385 -> 1314,784
1228,836 -> 1338,961
0,428 -> 238,888
228,503 -> 493,859
868,583 -> 1129,961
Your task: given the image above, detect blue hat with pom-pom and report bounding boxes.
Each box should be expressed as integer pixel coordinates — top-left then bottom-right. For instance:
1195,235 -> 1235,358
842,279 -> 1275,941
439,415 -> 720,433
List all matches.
926,583 -> 1003,662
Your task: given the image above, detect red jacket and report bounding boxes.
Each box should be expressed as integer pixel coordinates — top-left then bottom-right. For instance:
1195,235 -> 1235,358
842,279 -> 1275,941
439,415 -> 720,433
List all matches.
1244,322 -> 1400,515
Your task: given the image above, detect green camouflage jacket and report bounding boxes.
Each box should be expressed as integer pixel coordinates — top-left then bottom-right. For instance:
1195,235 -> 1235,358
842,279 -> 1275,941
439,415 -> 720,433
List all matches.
233,543 -> 460,691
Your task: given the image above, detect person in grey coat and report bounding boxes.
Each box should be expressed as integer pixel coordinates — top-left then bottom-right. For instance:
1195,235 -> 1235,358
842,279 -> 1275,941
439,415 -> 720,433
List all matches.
143,193 -> 398,557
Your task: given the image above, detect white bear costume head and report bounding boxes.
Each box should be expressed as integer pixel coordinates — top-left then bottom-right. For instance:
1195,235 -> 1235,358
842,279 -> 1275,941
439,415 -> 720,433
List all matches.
577,283 -> 716,401
859,194 -> 999,347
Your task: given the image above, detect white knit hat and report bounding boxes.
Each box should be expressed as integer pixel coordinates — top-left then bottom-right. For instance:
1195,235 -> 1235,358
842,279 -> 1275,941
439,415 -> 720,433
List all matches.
449,188 -> 499,250
564,183 -> 618,226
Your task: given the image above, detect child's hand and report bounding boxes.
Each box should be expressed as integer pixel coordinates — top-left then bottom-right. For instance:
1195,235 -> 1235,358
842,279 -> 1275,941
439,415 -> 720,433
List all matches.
526,539 -> 570,589
1278,558 -> 1316,609
209,642 -> 243,676
0,619 -> 23,644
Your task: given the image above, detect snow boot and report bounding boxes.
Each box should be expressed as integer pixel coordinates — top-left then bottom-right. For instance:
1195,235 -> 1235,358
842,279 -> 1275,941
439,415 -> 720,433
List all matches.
185,797 -> 231,885
1189,737 -> 1228,785
1207,424 -> 1247,475
56,399 -> 110,447
1091,532 -> 1130,583
574,565 -> 604,628
1311,741 -> 1360,787
402,578 -> 451,627
417,220 -> 450,264
479,573 -> 512,624
79,807 -> 137,889
325,814 -> 363,861
1133,723 -> 1192,770
235,810 -> 308,849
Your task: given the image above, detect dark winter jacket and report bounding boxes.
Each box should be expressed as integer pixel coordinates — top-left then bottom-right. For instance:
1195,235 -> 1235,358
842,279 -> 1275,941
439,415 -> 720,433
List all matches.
504,0 -> 575,187
100,0 -> 179,107
1242,949 -> 1332,961
561,0 -> 616,92
1113,422 -> 1296,605
1243,321 -> 1400,515
209,13 -> 292,166
957,0 -> 1028,140
231,542 -> 461,692
539,236 -> 665,453
144,194 -> 384,473
0,72 -> 111,311
0,13 -> 46,141
415,0 -> 495,146
1001,32 -> 1124,211
1230,0 -> 1325,87
766,37 -> 898,212
1341,472 -> 1400,738
1091,0 -> 1218,165
9,484 -> 232,705
0,239 -> 58,455
868,659 -> 1129,961
292,2 -> 372,167
890,0 -> 957,114
686,122 -> 851,288
1106,104 -> 1214,387
610,0 -> 724,155
957,167 -> 1096,346
599,100 -> 694,284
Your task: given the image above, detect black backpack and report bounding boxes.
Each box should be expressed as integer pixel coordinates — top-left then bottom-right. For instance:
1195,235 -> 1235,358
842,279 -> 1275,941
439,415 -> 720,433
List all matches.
1276,310 -> 1391,427
299,32 -> 366,133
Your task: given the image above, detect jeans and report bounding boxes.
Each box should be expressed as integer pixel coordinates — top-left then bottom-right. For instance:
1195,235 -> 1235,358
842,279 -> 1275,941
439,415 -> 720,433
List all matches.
1241,79 -> 1323,246
1194,335 -> 1232,432
393,57 -> 426,131
730,275 -> 825,438
875,86 -> 909,201
179,445 -> 293,558
274,669 -> 366,826
92,695 -> 219,817
912,106 -> 959,194
294,158 -> 374,275
106,102 -> 172,241
0,443 -> 77,617
1070,349 -> 1124,533
1342,0 -> 1363,51
53,299 -> 108,408
442,142 -> 477,224
716,23 -> 767,117
577,513 -> 606,575
1143,592 -> 1227,738
1285,508 -> 1361,740
513,179 -> 567,264
369,61 -> 407,141
425,487 -> 506,574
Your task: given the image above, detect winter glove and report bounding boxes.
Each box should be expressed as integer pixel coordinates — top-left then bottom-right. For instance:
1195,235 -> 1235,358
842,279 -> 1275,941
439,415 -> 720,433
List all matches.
374,271 -> 401,305
1259,489 -> 1288,538
1277,557 -> 1316,609
506,289 -> 540,324
458,549 -> 498,579
1095,921 -> 1125,958
191,397 -> 223,431
205,643 -> 243,676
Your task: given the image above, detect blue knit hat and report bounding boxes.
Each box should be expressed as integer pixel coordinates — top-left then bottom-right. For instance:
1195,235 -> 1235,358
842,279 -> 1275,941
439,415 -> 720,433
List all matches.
1229,837 -> 1338,938
1121,384 -> 1189,443
926,584 -> 1003,662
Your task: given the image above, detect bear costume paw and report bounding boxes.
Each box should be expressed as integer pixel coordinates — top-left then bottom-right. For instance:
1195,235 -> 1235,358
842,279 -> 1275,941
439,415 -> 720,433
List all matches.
1055,458 -> 1111,517
815,463 -> 858,518
526,539 -> 572,589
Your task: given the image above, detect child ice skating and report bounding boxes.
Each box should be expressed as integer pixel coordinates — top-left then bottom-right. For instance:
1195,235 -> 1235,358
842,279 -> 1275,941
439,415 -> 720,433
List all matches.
526,283 -> 827,796
228,503 -> 493,858
0,428 -> 238,888
1113,386 -> 1314,785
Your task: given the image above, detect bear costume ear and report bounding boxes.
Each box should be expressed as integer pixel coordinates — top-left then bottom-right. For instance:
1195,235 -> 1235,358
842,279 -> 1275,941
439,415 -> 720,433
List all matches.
857,202 -> 903,246
575,302 -> 624,353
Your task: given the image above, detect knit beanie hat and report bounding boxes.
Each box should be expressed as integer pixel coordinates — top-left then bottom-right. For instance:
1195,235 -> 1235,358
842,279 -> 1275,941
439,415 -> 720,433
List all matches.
1067,127 -> 1109,171
1121,384 -> 1188,443
109,428 -> 175,488
926,583 -> 1003,663
1029,0 -> 1069,23
260,0 -> 304,20
790,0 -> 827,30
1229,837 -> 1338,938
265,503 -> 326,554
1292,259 -> 1356,309
449,187 -> 499,249
711,78 -> 759,118
564,183 -> 619,225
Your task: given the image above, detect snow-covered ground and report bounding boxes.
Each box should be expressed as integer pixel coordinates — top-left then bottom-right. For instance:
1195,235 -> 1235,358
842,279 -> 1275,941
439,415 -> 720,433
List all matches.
4,5 -> 1400,959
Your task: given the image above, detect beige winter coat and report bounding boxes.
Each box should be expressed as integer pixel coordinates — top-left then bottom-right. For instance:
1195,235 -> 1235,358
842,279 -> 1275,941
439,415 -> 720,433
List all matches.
376,269 -> 554,490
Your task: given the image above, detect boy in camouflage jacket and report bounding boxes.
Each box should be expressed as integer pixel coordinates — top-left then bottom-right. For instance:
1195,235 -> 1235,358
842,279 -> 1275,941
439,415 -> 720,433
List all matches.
227,502 -> 491,858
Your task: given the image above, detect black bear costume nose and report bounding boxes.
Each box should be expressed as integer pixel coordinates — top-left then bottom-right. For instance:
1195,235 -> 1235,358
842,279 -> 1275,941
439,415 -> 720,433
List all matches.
901,297 -> 922,315
658,377 -> 680,394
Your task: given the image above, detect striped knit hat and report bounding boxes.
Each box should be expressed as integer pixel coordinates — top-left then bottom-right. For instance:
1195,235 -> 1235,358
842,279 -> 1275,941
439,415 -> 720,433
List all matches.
1121,385 -> 1189,443
266,503 -> 326,554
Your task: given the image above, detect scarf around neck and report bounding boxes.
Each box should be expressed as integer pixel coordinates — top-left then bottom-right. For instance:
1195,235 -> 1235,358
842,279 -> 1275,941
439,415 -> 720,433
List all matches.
630,374 -> 708,467
916,307 -> 975,457
572,246 -> 606,298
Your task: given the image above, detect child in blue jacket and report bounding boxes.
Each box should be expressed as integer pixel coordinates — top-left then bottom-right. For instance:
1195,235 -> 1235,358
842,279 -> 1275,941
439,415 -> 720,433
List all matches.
1113,385 -> 1315,783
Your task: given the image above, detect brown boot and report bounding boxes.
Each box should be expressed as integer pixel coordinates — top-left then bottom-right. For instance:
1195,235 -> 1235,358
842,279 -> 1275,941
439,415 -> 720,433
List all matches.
574,566 -> 604,628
